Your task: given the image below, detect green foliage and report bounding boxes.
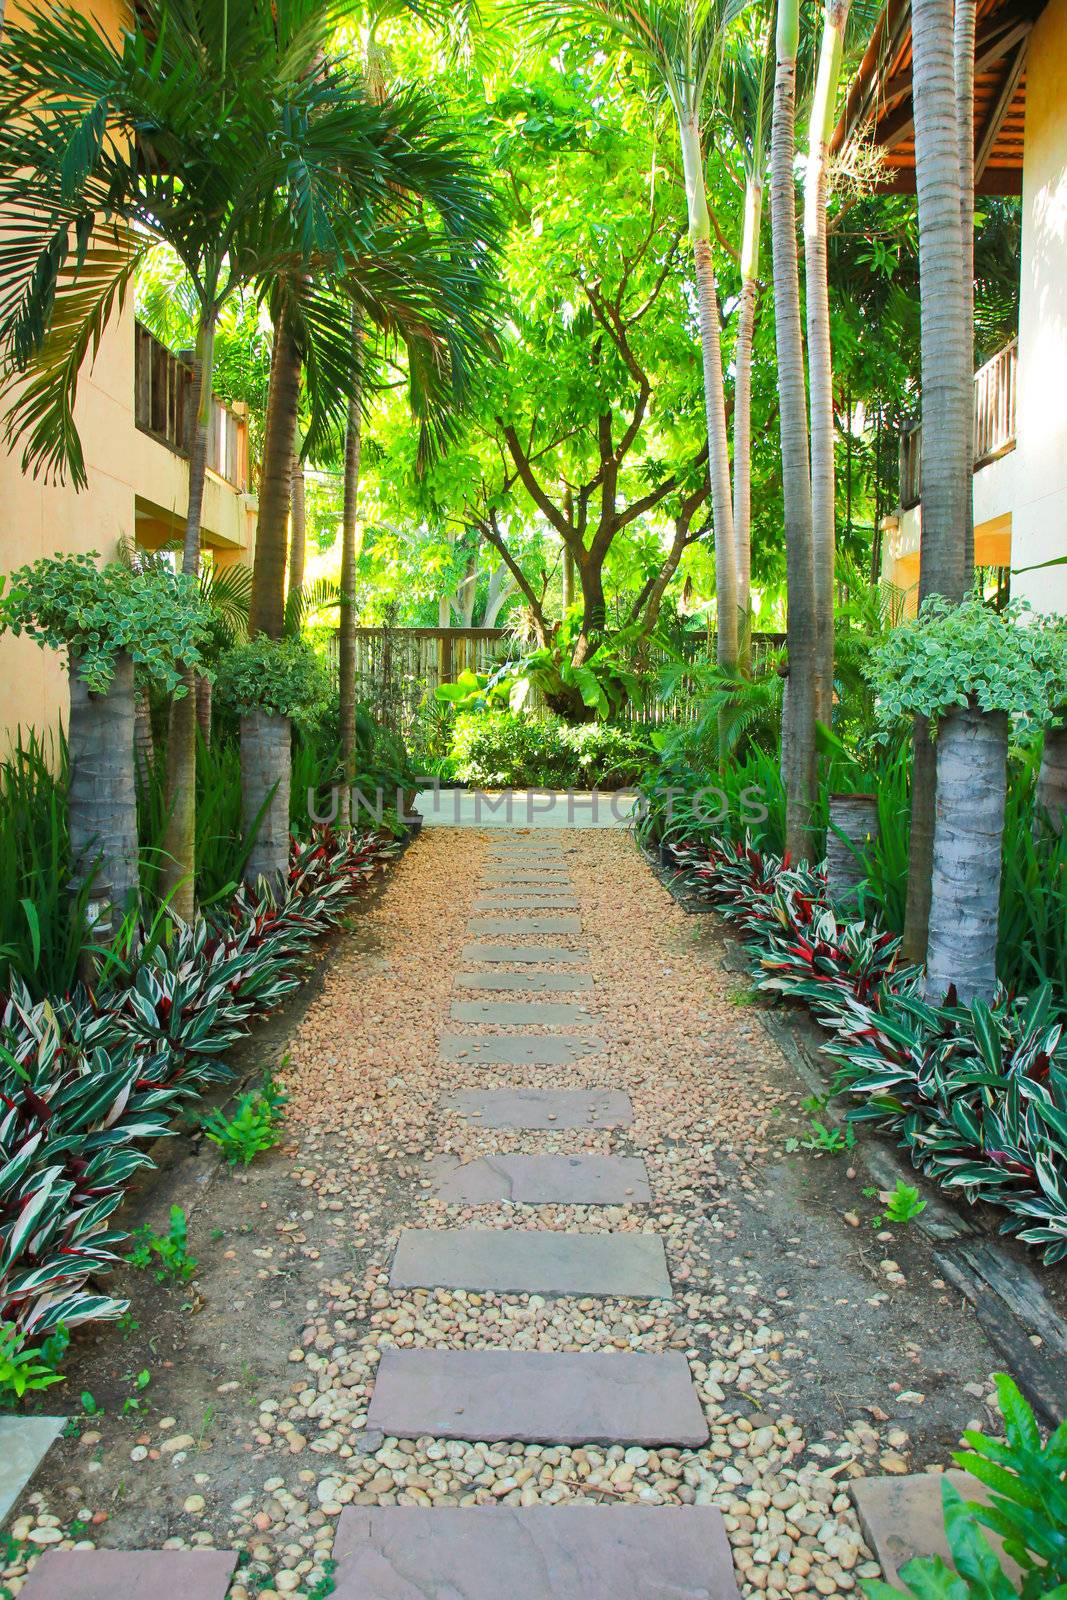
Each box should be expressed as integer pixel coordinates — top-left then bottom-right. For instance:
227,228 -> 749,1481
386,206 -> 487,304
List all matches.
202,1073 -> 288,1167
214,636 -> 330,726
883,1181 -> 927,1223
863,1479 -> 1023,1600
449,710 -> 651,790
0,553 -> 209,695
504,622 -> 647,720
867,598 -> 1067,736
954,1374 -> 1067,1597
128,1206 -> 197,1284
0,1321 -> 68,1399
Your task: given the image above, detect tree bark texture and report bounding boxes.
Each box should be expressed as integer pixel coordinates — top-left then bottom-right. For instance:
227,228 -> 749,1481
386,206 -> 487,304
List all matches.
240,711 -> 292,894
133,678 -> 154,787
805,0 -> 851,726
733,174 -> 763,672
196,672 -> 213,748
955,0 -> 977,575
903,0 -> 974,961
771,4 -> 818,862
250,307 -> 302,640
68,651 -> 139,932
288,454 -> 307,603
338,329 -> 364,830
1036,723 -> 1067,835
163,312 -> 216,921
826,791 -> 879,905
923,704 -> 1006,1005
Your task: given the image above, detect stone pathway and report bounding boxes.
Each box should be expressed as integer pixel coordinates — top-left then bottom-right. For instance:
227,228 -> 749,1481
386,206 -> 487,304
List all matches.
10,827 -> 1004,1600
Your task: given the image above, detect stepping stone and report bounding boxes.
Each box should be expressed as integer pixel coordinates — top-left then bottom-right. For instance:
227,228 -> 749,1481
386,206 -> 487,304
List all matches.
851,1471 -> 1021,1588
463,943 -> 588,964
454,970 -> 593,992
0,1416 -> 65,1524
426,1152 -> 650,1203
20,1550 -> 239,1600
439,1033 -> 603,1065
443,1088 -> 632,1128
474,893 -> 580,908
331,1504 -> 740,1600
468,915 -> 583,935
390,1228 -> 673,1298
481,865 -> 574,878
451,999 -> 597,1025
367,1348 -> 707,1445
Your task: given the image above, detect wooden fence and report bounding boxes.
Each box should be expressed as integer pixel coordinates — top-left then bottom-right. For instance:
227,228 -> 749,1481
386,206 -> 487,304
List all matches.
134,321 -> 249,490
328,625 -> 787,738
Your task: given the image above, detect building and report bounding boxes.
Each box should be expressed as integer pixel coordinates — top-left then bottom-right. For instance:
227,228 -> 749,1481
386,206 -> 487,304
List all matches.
833,0 -> 1067,614
0,0 -> 257,748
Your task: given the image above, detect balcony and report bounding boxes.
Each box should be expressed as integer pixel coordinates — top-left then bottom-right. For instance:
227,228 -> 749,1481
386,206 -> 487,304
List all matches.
899,338 -> 1018,511
134,321 -> 249,492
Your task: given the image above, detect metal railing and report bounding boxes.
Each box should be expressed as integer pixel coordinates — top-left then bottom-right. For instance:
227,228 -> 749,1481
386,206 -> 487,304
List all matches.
899,337 -> 1018,511
134,321 -> 248,490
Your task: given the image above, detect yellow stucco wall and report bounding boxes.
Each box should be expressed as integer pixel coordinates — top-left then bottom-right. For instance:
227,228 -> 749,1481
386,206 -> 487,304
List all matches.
1008,0 -> 1067,614
0,0 -> 254,750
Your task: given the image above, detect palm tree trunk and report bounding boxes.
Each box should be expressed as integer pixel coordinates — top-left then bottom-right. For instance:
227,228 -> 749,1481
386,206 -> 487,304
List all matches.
196,673 -> 213,748
162,312 -> 215,921
924,704 -> 1006,1004
1036,723 -> 1067,835
826,790 -> 879,905
678,110 -> 738,673
956,0 -> 976,576
733,172 -> 763,674
805,0 -> 851,726
250,306 -> 301,640
240,709 -> 292,895
288,451 -> 307,604
338,324 -> 364,831
903,0 -> 973,961
68,650 -> 139,940
771,0 -> 817,862
133,677 -> 154,788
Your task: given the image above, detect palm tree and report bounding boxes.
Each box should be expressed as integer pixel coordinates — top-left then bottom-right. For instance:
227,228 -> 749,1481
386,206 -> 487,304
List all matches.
0,0 -> 494,915
529,0 -> 740,672
804,0 -> 851,725
901,0 -> 973,960
769,0 -> 817,860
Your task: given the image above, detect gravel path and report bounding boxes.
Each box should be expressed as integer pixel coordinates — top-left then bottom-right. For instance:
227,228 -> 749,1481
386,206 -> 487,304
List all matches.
3,827 -> 1001,1599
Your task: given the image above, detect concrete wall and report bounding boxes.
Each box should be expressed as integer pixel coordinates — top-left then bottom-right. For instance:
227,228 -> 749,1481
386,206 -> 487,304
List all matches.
0,0 -> 255,749
1008,0 -> 1067,614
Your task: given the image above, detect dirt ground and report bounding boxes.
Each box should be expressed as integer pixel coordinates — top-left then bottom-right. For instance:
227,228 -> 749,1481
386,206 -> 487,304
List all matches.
2,829 -> 1025,1598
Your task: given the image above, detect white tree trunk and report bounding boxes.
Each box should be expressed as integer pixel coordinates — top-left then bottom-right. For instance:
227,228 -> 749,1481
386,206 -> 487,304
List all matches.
240,710 -> 292,895
924,703 -> 1006,1005
733,173 -> 763,666
826,791 -> 879,904
68,650 -> 140,934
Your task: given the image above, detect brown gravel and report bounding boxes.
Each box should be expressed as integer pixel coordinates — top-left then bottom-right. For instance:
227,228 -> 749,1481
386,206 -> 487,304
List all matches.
2,828 -> 1003,1599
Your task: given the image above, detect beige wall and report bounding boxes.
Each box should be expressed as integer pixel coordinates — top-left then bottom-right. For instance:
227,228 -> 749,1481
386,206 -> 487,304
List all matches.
0,0 -> 255,750
1009,0 -> 1067,614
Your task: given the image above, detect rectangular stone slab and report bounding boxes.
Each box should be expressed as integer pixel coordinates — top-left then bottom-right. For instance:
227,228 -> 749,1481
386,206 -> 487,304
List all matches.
481,866 -> 574,879
851,1471 -> 1022,1588
451,1000 -> 597,1026
454,970 -> 593,992
367,1348 -> 707,1445
390,1228 -> 673,1298
0,1416 -> 65,1524
426,1152 -> 650,1203
332,1505 -> 740,1600
443,1088 -> 632,1128
474,893 -> 580,908
462,943 -> 589,964
439,1033 -> 603,1065
469,914 -> 583,936
20,1551 -> 239,1600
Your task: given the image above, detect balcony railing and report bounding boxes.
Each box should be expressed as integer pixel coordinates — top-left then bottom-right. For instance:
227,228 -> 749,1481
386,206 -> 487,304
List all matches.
899,337 -> 1018,511
134,321 -> 248,492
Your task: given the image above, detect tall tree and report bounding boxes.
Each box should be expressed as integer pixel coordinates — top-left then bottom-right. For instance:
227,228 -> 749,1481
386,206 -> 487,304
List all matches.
770,0 -> 818,859
902,0 -> 972,959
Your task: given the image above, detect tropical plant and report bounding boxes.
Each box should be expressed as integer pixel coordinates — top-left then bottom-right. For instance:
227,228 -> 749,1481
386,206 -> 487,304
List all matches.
449,710 -> 651,790
128,1207 -> 197,1284
0,1322 -> 68,1400
202,1073 -> 288,1167
862,1477 -> 1030,1600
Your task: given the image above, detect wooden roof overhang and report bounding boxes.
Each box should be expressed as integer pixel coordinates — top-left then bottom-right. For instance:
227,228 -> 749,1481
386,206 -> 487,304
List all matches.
830,0 -> 1050,195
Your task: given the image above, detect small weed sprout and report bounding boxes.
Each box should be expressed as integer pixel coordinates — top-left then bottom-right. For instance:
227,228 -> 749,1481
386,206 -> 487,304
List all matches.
884,1181 -> 927,1223
202,1072 -> 288,1167
0,1321 -> 68,1400
128,1205 -> 197,1283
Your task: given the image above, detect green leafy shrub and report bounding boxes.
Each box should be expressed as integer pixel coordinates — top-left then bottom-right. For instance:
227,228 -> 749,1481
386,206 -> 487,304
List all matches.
0,1321 -> 68,1399
0,551 -> 209,694
214,635 -> 330,725
449,710 -> 651,790
128,1206 -> 197,1283
202,1073 -> 288,1166
866,597 -> 1067,735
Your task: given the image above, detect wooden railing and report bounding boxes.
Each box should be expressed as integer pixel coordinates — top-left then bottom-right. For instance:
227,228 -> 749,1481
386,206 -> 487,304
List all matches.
134,321 -> 248,491
899,338 -> 1018,511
